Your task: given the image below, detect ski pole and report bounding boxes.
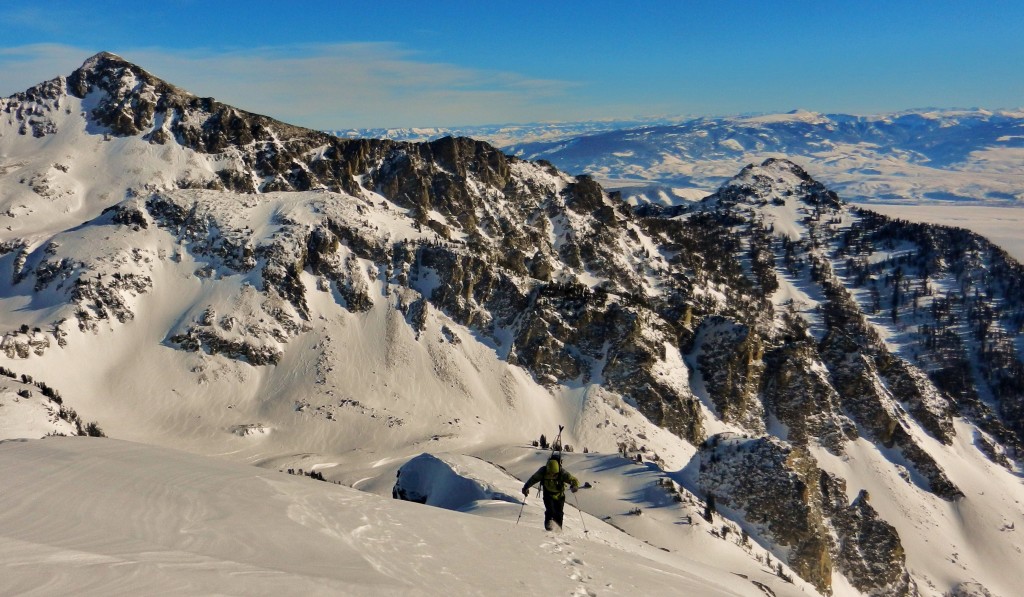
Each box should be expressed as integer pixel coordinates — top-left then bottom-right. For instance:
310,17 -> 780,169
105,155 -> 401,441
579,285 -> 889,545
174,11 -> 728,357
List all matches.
516,496 -> 527,526
572,489 -> 588,535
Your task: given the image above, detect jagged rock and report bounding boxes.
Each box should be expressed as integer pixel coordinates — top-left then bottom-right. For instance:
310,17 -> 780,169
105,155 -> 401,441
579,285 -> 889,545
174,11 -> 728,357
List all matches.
947,581 -> 997,597
1,330 -> 51,358
763,341 -> 856,453
819,333 -> 963,500
70,272 -> 152,327
698,434 -> 833,594
879,356 -> 955,444
820,475 -> 917,596
171,325 -> 283,366
105,201 -> 150,230
691,316 -> 766,432
306,226 -> 341,276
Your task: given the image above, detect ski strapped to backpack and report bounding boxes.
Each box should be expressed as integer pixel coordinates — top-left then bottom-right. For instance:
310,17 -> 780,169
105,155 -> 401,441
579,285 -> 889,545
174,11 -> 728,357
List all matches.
552,424 -> 564,460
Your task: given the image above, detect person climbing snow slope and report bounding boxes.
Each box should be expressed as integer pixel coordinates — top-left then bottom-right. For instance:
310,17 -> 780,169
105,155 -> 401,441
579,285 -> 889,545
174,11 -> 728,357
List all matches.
522,456 -> 580,531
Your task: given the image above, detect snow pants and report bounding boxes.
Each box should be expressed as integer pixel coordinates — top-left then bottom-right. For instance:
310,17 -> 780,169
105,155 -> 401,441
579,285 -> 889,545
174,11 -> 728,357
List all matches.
542,493 -> 565,530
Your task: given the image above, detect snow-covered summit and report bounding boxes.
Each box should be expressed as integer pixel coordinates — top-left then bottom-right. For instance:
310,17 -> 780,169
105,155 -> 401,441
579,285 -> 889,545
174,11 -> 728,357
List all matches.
2,53 -> 1024,597
712,158 -> 842,208
736,109 -> 833,126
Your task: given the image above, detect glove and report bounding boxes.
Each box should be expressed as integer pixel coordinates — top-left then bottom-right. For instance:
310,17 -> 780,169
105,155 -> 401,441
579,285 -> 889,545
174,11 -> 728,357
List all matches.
522,488 -> 529,497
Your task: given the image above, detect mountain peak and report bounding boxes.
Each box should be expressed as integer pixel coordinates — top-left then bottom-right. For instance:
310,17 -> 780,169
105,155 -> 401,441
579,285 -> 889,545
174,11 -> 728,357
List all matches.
68,51 -> 165,98
751,157 -> 813,179
81,51 -> 128,67
713,158 -> 842,209
727,157 -> 812,191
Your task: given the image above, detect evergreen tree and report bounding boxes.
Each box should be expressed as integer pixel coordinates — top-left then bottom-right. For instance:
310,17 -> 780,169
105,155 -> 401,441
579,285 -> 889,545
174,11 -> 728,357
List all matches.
703,493 -> 717,523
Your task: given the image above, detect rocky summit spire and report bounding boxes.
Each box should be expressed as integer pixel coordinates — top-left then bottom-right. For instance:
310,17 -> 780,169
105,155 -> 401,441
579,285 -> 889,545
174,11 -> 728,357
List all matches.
67,50 -> 163,100
714,157 -> 843,209
79,51 -> 128,69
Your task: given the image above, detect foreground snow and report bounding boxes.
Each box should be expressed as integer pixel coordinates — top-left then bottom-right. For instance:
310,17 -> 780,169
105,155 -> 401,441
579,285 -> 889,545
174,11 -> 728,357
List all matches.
1,438 -> 800,596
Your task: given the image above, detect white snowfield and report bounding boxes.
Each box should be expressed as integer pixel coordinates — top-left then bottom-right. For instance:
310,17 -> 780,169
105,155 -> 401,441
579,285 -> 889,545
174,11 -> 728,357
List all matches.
855,203 -> 1024,263
0,386 -> 78,439
0,438 -> 796,597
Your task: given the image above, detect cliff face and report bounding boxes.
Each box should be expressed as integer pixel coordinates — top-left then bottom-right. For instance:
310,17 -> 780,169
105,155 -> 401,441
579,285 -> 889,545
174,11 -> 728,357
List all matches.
827,488 -> 917,597
698,434 -> 835,593
699,435 -> 917,596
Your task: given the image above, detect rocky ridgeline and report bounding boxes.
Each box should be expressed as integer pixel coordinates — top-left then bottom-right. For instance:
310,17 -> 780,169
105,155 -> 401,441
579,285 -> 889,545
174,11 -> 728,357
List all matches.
3,54 -> 1024,594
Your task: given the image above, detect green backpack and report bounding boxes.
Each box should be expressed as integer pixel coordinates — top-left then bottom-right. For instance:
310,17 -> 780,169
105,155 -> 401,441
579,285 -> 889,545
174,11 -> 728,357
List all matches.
542,458 -> 565,498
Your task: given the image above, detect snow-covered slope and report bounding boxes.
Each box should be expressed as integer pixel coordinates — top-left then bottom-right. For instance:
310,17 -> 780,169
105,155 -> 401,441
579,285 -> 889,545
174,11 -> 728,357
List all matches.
2,437 -> 799,597
0,373 -> 81,439
3,53 -> 1024,597
854,203 -> 1024,263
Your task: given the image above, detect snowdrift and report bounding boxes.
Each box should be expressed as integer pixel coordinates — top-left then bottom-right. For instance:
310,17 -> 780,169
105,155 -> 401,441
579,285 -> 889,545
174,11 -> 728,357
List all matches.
392,453 -> 521,512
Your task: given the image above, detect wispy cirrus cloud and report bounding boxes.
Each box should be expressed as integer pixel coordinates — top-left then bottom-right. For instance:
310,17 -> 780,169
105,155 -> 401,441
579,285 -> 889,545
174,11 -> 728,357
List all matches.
0,43 -> 100,89
0,43 -> 583,128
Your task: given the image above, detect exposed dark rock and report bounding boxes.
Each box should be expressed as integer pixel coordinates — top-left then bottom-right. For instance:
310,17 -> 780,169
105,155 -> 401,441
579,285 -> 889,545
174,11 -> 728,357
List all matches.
691,316 -> 766,432
763,341 -> 856,454
698,434 -> 833,594
830,488 -> 917,597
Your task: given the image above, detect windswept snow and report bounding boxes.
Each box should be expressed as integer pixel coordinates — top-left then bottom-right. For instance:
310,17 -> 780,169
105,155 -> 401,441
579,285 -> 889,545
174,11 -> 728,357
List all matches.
810,418 -> 1024,597
0,438 -> 804,596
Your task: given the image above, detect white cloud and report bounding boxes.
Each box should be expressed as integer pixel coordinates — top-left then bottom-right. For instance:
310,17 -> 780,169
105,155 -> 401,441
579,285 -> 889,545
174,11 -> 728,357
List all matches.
0,43 -> 583,128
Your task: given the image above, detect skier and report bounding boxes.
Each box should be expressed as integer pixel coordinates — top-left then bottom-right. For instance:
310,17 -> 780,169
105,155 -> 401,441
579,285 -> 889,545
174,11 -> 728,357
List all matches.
522,456 -> 580,531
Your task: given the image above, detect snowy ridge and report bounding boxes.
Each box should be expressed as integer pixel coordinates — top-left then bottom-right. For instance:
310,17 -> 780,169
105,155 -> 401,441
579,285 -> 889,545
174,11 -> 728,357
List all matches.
2,54 -> 1023,597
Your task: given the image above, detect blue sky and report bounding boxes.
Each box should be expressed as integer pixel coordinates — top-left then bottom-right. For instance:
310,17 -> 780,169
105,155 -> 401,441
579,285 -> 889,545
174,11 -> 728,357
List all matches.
1,1 -> 1022,128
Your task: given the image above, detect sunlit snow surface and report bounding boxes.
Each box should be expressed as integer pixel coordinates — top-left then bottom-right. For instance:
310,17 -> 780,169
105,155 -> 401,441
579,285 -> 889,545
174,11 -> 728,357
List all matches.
0,438 -> 802,596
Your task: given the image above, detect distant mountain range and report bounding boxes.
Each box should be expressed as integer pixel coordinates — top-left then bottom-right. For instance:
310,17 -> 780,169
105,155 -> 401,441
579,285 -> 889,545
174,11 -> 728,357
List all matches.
334,108 -> 1024,205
